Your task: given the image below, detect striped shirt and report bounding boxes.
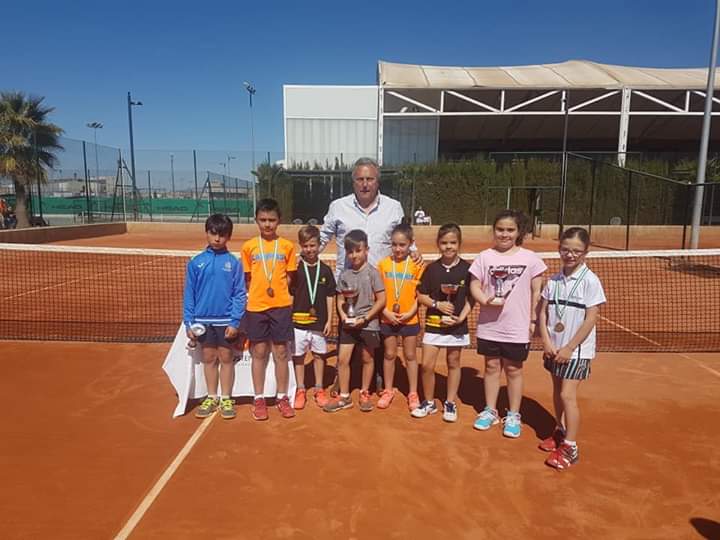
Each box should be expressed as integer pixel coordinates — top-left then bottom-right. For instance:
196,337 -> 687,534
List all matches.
542,264 -> 606,359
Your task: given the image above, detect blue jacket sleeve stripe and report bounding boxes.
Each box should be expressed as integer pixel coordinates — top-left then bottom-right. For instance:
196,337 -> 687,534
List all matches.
183,257 -> 198,327
229,257 -> 247,328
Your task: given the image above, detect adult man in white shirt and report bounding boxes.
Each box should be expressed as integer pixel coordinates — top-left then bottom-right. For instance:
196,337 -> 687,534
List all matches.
320,157 -> 420,391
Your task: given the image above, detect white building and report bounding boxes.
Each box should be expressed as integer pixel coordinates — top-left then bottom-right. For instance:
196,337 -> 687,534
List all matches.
284,59 -> 720,168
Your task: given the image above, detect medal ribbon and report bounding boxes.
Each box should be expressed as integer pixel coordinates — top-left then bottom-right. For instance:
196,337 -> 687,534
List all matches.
303,260 -> 320,309
258,236 -> 279,287
392,257 -> 411,303
554,266 -> 589,322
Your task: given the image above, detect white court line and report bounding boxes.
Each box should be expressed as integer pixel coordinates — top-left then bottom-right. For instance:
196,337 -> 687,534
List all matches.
114,413 -> 216,540
600,315 -> 720,379
599,315 -> 664,348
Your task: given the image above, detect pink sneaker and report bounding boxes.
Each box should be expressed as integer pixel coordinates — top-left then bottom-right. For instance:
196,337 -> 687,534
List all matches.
377,388 -> 395,409
407,392 -> 421,412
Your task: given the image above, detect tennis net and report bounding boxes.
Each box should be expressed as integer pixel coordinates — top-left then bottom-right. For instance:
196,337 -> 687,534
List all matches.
2,243 -> 719,352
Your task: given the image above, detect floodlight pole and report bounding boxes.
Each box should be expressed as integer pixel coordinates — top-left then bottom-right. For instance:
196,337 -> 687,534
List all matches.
127,92 -> 142,220
691,0 -> 720,248
244,81 -> 257,216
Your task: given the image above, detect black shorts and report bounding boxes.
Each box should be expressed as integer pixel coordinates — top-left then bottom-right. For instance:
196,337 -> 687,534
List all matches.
244,307 -> 293,343
476,338 -> 530,363
197,325 -> 237,348
339,328 -> 381,349
380,323 -> 421,338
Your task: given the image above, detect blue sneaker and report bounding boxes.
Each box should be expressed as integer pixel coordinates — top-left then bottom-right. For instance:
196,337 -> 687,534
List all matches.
502,411 -> 522,438
442,401 -> 458,423
411,399 -> 438,418
473,406 -> 499,431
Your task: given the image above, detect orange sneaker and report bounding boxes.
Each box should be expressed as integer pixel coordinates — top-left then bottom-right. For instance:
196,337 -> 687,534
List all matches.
377,388 -> 395,409
314,388 -> 329,408
407,392 -> 421,412
359,389 -> 374,412
294,388 -> 306,410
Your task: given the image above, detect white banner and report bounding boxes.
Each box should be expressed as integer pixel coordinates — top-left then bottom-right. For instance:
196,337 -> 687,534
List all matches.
162,324 -> 296,418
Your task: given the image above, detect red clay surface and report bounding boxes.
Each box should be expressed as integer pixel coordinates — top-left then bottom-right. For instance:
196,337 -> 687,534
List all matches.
1,342 -> 718,539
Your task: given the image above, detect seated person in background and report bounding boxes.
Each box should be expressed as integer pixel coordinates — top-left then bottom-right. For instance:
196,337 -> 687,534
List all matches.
414,206 -> 431,226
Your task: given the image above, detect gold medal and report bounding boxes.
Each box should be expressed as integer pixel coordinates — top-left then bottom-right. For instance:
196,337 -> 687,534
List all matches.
554,322 -> 565,332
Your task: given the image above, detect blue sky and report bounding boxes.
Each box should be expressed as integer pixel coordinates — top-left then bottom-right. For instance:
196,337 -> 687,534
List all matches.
3,0 -> 717,160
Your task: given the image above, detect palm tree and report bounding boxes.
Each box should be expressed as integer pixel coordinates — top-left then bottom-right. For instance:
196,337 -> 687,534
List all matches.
0,92 -> 63,228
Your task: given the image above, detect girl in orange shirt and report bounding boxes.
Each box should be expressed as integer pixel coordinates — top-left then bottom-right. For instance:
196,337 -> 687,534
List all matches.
377,224 -> 424,411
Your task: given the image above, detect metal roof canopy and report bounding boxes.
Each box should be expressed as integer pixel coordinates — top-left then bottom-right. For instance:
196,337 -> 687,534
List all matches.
376,60 -> 720,166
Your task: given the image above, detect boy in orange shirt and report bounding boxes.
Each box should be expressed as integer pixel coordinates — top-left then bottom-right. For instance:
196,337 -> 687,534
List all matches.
241,199 -> 298,420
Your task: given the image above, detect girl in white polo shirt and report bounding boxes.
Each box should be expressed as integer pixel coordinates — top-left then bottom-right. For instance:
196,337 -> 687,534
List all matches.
538,227 -> 606,470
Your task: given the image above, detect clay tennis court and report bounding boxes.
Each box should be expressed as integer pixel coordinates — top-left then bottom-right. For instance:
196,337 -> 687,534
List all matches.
1,343 -> 719,539
1,224 -> 719,538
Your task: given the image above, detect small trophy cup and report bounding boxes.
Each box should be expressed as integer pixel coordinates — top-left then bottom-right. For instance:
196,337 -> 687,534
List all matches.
489,267 -> 508,306
187,322 -> 207,349
440,283 -> 459,325
340,281 -> 360,326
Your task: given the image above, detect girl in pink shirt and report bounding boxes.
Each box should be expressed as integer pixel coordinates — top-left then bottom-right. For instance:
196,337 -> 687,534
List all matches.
469,210 -> 546,438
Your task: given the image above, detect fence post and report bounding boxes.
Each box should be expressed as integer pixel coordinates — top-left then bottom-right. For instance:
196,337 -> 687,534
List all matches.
625,170 -> 633,250
34,133 -> 44,222
193,150 -> 199,201
708,182 -> 716,226
82,140 -> 92,223
588,159 -> 597,238
147,171 -> 153,222
682,183 -> 692,249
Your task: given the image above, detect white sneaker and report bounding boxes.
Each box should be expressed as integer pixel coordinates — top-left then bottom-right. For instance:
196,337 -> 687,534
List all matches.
411,399 -> 438,418
442,401 -> 458,422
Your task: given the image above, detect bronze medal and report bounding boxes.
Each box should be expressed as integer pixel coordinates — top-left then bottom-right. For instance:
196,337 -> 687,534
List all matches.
392,303 -> 401,313
554,321 -> 565,332
267,287 -> 275,298
309,306 -> 317,317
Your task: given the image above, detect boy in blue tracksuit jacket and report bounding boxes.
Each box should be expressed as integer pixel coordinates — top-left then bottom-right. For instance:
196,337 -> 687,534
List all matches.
183,214 -> 247,420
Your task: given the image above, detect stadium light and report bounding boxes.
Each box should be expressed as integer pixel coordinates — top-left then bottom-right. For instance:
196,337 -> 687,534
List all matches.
243,81 -> 257,215
86,122 -> 103,181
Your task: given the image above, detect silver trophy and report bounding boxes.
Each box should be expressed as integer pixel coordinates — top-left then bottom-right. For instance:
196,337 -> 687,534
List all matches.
339,279 -> 360,326
489,267 -> 508,306
187,322 -> 207,349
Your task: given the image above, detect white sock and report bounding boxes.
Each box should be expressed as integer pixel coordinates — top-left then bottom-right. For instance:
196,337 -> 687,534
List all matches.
277,393 -> 287,399
209,394 -> 218,399
254,394 -> 264,400
340,393 -> 350,398
220,394 -> 229,400
564,439 -> 577,447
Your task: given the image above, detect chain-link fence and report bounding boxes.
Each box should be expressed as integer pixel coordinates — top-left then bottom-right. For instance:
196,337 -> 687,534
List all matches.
3,138 -> 719,246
